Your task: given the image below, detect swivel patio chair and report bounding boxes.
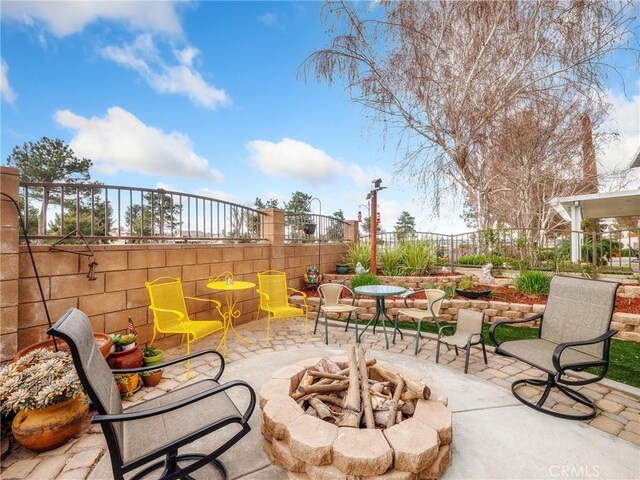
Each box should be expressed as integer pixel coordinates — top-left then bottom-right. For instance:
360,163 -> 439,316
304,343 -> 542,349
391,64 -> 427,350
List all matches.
48,308 -> 255,480
146,276 -> 224,376
436,309 -> 487,373
393,289 -> 447,354
489,275 -> 619,420
314,283 -> 358,344
255,270 -> 308,345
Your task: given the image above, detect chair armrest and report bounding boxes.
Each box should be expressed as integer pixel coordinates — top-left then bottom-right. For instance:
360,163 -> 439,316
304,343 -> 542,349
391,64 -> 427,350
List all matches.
552,330 -> 617,373
437,325 -> 454,337
288,288 -> 307,299
343,285 -> 356,306
488,313 -> 543,347
112,349 -> 225,381
93,379 -> 256,425
428,292 -> 447,323
148,306 -> 185,320
185,296 -> 222,308
256,289 -> 270,302
401,289 -> 425,307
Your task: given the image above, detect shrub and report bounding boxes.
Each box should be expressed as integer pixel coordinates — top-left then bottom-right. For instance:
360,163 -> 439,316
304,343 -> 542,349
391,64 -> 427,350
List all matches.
457,276 -> 474,291
349,272 -> 381,289
398,241 -> 436,275
378,246 -> 403,276
458,254 -> 489,266
344,242 -> 371,270
515,271 -> 551,296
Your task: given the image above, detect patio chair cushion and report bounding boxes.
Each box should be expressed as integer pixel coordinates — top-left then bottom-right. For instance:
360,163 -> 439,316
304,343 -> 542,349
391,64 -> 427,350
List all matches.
321,304 -> 357,314
497,338 -> 601,375
397,308 -> 433,321
122,379 -> 241,463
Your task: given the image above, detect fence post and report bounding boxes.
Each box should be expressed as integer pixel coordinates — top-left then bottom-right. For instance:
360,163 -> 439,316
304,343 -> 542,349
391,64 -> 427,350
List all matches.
0,166 -> 20,362
592,232 -> 598,277
449,234 -> 454,272
261,208 -> 285,271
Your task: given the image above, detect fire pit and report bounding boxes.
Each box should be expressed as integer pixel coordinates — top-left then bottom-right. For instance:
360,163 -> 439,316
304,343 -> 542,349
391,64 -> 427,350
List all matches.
259,347 -> 452,479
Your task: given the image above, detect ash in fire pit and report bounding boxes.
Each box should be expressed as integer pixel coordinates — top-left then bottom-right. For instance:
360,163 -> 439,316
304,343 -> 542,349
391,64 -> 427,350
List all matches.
260,346 -> 452,479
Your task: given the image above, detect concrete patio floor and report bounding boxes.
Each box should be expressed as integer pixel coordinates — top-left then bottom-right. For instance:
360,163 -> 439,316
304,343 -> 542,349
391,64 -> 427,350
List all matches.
2,317 -> 639,479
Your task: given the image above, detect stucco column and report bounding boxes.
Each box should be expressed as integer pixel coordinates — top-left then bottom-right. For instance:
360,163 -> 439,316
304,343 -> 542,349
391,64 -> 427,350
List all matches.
344,220 -> 359,244
0,166 -> 20,362
261,208 -> 285,270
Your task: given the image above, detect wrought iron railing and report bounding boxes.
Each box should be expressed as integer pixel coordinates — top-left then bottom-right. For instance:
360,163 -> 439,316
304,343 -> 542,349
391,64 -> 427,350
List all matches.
18,182 -> 266,243
360,227 -> 639,275
284,213 -> 349,243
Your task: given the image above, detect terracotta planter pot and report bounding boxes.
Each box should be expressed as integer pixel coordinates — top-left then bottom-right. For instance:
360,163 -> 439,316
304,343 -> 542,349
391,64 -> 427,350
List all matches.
107,346 -> 143,370
141,370 -> 163,387
13,334 -> 112,362
11,396 -> 88,452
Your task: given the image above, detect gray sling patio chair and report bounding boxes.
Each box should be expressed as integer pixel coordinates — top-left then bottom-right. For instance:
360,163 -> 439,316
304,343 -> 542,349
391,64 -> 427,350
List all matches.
436,309 -> 487,373
489,276 -> 619,420
314,283 -> 358,344
48,307 -> 256,480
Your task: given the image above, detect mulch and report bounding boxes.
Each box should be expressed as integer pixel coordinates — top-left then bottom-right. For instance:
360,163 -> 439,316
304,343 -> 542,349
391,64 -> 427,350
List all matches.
302,284 -> 640,315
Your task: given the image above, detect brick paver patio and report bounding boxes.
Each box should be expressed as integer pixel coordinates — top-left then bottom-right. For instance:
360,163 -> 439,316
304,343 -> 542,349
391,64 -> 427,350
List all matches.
2,317 -> 639,479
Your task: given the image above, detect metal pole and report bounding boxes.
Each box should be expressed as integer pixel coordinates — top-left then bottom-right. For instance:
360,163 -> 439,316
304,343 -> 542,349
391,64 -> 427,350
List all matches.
311,197 -> 322,273
371,190 -> 377,275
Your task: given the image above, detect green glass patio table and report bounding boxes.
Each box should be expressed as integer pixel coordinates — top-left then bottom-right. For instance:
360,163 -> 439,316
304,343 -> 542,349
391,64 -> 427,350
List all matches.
354,284 -> 406,349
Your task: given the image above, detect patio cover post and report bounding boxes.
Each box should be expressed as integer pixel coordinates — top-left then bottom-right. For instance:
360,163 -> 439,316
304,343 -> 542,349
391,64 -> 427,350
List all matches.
570,201 -> 583,263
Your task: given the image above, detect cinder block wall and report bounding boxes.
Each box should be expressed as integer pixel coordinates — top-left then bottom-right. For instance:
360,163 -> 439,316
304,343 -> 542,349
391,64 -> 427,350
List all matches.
0,167 -> 357,361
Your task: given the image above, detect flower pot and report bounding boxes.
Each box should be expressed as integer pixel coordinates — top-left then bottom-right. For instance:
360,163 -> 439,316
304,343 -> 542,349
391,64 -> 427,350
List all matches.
13,334 -> 112,362
107,347 -> 143,370
455,289 -> 492,299
336,265 -> 349,274
141,370 -> 163,387
303,223 -> 316,235
120,342 -> 136,352
11,396 -> 88,452
116,373 -> 140,397
142,351 -> 164,367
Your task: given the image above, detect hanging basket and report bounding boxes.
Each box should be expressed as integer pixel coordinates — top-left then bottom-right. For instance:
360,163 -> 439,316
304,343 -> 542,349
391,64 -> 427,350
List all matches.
303,223 -> 317,235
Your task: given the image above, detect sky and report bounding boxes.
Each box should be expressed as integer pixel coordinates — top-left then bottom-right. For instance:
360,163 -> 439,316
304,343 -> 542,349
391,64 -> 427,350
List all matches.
1,1 -> 639,234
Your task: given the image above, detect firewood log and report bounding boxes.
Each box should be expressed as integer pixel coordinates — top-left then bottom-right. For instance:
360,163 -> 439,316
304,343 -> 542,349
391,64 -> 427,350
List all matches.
399,375 -> 430,400
358,347 -> 375,429
309,397 -> 336,422
315,394 -> 344,408
306,407 -> 318,417
306,370 -> 348,381
314,357 -> 343,374
337,346 -> 362,427
374,410 -> 390,428
386,376 -> 405,428
400,401 -> 415,416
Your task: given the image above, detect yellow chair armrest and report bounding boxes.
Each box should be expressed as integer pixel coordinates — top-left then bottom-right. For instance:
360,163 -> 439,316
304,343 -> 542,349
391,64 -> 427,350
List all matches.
256,289 -> 271,301
184,296 -> 222,308
288,288 -> 307,299
148,306 -> 186,320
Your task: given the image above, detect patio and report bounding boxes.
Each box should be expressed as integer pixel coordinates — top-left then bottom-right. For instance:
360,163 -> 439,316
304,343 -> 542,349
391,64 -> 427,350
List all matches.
2,317 -> 639,480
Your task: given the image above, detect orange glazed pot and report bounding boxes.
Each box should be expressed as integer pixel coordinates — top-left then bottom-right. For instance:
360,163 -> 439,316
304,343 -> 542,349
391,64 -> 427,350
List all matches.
11,396 -> 89,452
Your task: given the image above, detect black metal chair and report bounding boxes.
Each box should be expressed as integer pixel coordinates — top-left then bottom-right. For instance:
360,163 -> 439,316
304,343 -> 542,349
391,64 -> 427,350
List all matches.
49,307 -> 256,480
489,276 -> 619,420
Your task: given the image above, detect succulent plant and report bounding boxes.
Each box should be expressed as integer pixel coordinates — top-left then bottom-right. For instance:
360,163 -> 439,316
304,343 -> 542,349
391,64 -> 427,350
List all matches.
0,349 -> 85,414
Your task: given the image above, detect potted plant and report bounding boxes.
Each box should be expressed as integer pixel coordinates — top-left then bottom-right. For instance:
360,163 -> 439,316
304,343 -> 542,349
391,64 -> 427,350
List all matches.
303,223 -> 316,235
142,346 -> 164,367
114,373 -> 140,397
141,369 -> 163,388
455,276 -> 492,299
336,263 -> 350,275
107,333 -> 143,370
0,348 -> 88,452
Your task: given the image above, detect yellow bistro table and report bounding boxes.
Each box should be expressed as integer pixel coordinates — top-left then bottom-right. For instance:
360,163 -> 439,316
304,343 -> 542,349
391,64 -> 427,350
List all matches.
206,279 -> 256,355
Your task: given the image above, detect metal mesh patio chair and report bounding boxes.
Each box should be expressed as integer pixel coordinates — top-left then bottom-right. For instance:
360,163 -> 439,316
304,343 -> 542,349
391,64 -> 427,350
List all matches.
48,307 -> 256,480
255,270 -> 308,345
436,309 -> 487,373
393,289 -> 446,354
489,275 -> 619,420
314,283 -> 358,344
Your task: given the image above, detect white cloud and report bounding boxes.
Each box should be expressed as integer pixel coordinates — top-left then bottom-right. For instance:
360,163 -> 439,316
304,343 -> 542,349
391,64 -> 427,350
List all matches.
247,138 -> 372,186
259,13 -> 278,26
1,1 -> 182,37
0,59 -> 17,104
193,187 -> 245,204
600,90 -> 640,172
102,34 -> 230,109
55,106 -> 223,182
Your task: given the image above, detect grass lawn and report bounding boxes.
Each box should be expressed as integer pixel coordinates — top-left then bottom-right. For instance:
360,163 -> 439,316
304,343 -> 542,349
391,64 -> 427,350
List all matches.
391,320 -> 640,388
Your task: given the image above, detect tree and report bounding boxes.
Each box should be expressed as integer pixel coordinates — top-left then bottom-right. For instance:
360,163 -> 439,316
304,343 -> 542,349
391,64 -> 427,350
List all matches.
6,137 -> 93,237
305,1 -> 637,230
124,191 -> 181,240
395,211 -> 416,241
254,197 -> 279,209
284,191 -> 313,214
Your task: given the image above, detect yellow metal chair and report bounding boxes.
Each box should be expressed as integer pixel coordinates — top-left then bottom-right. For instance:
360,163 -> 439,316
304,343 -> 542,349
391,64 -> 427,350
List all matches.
145,277 -> 224,376
255,270 -> 308,345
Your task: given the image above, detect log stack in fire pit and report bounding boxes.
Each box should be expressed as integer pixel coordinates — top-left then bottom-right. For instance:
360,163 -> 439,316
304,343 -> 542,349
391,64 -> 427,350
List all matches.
260,346 -> 452,479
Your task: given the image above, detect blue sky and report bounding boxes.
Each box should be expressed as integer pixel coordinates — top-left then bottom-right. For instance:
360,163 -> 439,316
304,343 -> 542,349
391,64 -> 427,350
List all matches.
1,1 -> 638,234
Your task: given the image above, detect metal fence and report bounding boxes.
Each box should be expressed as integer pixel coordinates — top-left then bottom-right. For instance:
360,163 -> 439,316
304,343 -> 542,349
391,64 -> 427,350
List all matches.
360,227 -> 639,275
18,182 -> 266,243
284,213 -> 349,243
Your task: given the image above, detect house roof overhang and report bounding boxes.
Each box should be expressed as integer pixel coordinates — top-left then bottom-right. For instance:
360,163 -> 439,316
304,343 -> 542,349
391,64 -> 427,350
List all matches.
550,189 -> 640,221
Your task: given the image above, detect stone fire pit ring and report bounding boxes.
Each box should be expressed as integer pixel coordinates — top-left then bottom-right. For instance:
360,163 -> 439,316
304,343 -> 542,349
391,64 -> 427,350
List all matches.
259,355 -> 452,479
